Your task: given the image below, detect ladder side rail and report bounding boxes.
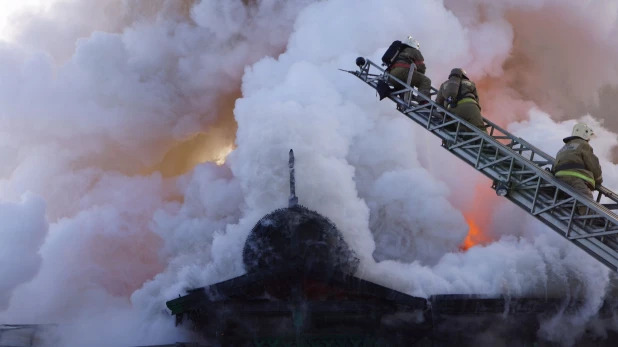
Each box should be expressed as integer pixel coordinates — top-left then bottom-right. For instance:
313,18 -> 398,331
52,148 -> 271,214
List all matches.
478,111 -> 618,207
362,60 -> 556,160
471,160 -> 618,240
359,58 -> 618,206
513,136 -> 618,205
506,190 -> 618,271
442,131 -> 618,269
360,60 -> 495,146
363,60 -> 557,166
353,59 -> 618,271
442,132 -> 618,269
352,59 -> 618,257
444,126 -> 618,228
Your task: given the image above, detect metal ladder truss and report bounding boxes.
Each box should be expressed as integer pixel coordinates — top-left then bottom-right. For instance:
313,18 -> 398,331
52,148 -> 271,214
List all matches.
342,58 -> 618,272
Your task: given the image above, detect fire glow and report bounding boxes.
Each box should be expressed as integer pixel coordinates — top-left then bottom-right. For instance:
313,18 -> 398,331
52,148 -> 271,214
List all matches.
460,215 -> 491,251
214,145 -> 234,166
459,184 -> 499,251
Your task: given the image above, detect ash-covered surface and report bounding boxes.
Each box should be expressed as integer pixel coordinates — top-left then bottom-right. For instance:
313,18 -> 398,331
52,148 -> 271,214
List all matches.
242,205 -> 360,275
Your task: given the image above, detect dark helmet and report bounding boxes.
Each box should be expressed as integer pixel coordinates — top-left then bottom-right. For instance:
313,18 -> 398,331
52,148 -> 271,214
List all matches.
449,68 -> 469,80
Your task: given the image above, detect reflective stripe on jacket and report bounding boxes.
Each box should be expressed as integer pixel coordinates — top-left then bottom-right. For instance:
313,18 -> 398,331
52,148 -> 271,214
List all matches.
555,170 -> 596,187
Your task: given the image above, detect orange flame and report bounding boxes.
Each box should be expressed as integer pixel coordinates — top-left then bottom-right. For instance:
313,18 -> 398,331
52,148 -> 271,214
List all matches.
460,214 -> 492,251
459,183 -> 500,251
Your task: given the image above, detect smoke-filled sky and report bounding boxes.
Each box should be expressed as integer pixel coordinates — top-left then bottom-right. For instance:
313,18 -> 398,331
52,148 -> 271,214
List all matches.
1,0 -> 618,346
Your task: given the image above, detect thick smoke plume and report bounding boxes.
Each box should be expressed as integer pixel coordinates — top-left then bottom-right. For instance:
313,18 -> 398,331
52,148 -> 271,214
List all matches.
0,193 -> 47,310
1,0 -> 618,346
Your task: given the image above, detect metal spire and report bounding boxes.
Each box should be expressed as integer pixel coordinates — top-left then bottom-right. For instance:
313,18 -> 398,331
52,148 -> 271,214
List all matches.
288,149 -> 298,207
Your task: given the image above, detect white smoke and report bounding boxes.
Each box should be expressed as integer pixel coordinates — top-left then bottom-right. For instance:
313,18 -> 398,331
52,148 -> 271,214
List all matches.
444,0 -> 618,124
0,193 -> 47,310
0,0 -> 314,345
1,0 -> 618,346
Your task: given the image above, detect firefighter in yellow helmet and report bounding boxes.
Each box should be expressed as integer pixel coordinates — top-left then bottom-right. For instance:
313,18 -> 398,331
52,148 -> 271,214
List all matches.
435,68 -> 487,133
551,122 -> 603,214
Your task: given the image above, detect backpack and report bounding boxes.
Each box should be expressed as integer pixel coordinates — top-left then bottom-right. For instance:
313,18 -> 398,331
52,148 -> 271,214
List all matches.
381,40 -> 409,68
443,75 -> 462,108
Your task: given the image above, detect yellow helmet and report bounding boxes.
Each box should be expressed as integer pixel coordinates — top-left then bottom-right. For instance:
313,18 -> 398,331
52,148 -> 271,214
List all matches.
572,122 -> 595,141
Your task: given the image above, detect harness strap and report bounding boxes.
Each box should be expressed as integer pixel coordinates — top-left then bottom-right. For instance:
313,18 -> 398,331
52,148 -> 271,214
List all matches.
446,97 -> 477,109
554,163 -> 586,172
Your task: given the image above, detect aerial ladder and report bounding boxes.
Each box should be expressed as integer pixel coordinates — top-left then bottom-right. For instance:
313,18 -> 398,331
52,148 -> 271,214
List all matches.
341,57 -> 618,272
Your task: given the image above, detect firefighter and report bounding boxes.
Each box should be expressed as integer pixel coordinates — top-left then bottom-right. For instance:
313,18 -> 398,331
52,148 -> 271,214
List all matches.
551,122 -> 603,215
435,68 -> 487,133
386,36 -> 432,104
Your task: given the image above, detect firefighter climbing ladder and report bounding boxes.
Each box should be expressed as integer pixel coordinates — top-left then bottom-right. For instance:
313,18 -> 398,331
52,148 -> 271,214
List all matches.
342,58 -> 618,272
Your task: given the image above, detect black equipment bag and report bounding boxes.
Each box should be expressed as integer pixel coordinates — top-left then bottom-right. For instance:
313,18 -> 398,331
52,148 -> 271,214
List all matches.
381,40 -> 404,67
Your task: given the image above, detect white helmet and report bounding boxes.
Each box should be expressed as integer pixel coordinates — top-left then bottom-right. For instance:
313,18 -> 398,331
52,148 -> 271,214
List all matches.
572,122 -> 595,141
404,36 -> 420,50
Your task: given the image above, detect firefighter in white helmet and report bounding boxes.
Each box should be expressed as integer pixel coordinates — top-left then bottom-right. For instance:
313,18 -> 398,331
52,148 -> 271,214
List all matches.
384,36 -> 432,104
551,122 -> 603,214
